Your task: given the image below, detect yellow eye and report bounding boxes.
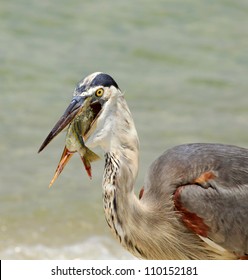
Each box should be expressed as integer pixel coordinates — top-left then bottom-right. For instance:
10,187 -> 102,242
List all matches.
95,88 -> 104,97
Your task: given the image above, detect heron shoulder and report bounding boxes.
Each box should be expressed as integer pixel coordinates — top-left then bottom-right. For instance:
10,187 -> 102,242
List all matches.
144,143 -> 248,197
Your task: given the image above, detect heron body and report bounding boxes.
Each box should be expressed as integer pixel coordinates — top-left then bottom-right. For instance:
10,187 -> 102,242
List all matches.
39,72 -> 248,259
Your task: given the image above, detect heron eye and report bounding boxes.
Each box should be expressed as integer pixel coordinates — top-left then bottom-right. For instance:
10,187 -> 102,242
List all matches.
95,88 -> 104,97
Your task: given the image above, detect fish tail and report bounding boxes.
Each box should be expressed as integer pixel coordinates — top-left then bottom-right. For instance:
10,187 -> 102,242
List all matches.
84,147 -> 100,162
81,148 -> 100,178
81,157 -> 92,178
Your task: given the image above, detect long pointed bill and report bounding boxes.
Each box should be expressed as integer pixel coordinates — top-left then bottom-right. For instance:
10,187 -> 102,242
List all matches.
49,147 -> 74,188
38,92 -> 100,187
38,94 -> 91,153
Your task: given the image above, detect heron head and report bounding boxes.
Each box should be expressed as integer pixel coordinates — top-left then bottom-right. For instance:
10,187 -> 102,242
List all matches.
38,72 -> 121,153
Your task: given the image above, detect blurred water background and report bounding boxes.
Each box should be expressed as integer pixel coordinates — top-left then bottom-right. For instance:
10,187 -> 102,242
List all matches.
1,0 -> 248,259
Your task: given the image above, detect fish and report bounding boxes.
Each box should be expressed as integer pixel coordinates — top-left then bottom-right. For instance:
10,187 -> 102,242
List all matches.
48,101 -> 100,188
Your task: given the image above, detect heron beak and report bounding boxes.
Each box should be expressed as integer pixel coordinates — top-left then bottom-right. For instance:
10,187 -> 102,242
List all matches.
38,93 -> 103,187
38,93 -> 101,187
38,94 -> 91,153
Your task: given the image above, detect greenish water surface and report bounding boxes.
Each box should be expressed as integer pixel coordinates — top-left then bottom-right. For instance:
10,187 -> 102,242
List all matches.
1,0 -> 248,259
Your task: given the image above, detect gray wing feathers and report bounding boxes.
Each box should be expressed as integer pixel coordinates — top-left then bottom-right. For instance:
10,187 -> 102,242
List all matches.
180,184 -> 248,255
145,143 -> 248,256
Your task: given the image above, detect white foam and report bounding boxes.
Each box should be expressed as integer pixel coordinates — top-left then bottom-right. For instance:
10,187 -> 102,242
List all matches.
1,236 -> 134,260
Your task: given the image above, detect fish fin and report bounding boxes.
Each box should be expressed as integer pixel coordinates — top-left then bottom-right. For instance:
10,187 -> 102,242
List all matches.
49,147 -> 73,188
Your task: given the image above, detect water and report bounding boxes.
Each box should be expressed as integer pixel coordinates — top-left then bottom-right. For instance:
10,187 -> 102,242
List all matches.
1,0 -> 248,259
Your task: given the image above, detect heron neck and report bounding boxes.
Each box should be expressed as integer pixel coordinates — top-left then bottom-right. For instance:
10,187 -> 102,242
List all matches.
102,97 -> 141,248
103,96 -> 139,192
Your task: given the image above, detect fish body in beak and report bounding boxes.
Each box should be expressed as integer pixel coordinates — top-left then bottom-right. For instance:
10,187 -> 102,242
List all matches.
49,103 -> 100,187
39,94 -> 100,187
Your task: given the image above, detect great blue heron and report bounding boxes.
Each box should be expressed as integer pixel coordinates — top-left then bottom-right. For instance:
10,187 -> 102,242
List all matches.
39,72 -> 248,260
